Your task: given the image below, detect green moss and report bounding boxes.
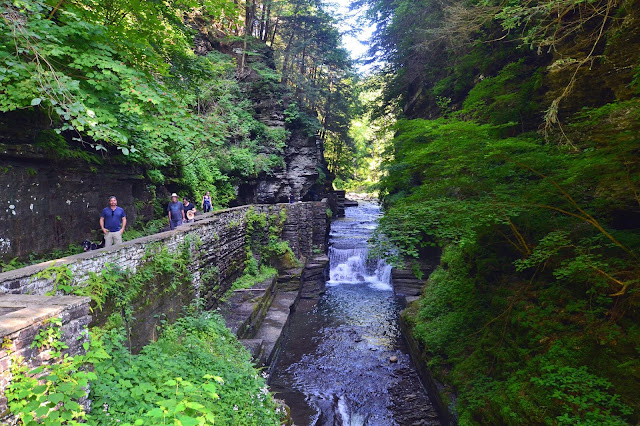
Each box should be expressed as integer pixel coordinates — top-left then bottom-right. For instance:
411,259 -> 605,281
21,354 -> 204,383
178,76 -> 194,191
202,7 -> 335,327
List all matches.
461,60 -> 543,126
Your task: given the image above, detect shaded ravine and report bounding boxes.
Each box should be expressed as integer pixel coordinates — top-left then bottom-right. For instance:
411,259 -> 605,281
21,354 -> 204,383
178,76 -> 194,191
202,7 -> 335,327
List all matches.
269,202 -> 441,425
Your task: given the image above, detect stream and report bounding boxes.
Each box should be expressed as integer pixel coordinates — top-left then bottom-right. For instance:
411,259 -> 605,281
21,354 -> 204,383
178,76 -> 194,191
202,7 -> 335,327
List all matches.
269,202 -> 441,426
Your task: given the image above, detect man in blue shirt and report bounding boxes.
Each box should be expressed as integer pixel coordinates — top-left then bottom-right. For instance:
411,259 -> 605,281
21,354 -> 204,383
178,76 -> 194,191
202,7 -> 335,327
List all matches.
168,193 -> 185,230
99,196 -> 127,248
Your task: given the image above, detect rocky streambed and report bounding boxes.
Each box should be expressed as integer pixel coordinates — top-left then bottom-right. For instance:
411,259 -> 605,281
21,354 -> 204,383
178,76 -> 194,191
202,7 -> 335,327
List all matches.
268,202 -> 442,425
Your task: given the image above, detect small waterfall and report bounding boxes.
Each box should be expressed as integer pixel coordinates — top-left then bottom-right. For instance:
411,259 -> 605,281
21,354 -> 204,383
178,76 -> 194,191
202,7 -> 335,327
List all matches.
268,199 -> 441,426
327,203 -> 392,291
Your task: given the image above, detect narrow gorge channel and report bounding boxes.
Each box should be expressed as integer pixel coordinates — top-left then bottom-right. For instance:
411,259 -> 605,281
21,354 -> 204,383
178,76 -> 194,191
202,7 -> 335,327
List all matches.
270,202 -> 442,425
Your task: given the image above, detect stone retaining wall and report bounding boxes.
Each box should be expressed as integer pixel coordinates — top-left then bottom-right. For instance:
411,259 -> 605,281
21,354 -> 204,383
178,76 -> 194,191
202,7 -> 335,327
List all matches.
0,201 -> 329,299
399,314 -> 458,425
0,201 -> 329,416
0,294 -> 91,417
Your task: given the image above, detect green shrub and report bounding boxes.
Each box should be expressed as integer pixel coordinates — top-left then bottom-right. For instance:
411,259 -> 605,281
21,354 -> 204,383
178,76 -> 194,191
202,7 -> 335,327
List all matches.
379,114 -> 640,423
87,313 -> 283,425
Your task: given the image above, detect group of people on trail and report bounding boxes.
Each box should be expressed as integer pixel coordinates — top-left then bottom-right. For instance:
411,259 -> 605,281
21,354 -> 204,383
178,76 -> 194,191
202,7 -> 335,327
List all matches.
168,193 -> 197,230
98,191 -> 214,247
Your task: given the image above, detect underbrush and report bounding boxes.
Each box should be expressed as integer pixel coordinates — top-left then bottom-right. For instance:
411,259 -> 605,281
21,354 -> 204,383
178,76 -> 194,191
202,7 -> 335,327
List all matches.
4,231 -> 287,425
5,310 -> 283,425
87,312 -> 283,425
333,177 -> 378,194
378,112 -> 640,424
406,244 -> 638,425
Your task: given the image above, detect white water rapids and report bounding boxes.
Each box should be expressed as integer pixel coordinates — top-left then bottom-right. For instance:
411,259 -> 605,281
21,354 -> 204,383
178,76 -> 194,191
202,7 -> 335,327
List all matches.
327,203 -> 392,291
268,201 -> 440,426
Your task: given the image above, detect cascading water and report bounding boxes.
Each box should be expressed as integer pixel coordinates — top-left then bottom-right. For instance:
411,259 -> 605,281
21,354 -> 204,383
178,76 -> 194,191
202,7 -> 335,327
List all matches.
269,201 -> 440,426
327,203 -> 392,290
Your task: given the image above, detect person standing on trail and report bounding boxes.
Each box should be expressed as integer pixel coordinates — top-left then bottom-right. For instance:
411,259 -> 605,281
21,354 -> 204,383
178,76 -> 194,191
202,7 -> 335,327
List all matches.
99,196 -> 126,248
201,191 -> 212,213
168,193 -> 184,230
183,197 -> 197,223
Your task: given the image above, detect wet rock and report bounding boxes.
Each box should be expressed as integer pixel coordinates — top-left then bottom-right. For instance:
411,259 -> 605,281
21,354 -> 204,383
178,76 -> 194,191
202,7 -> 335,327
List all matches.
389,356 -> 398,363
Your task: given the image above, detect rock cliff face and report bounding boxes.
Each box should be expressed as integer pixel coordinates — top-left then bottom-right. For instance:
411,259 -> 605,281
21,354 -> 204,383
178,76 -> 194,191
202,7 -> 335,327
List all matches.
0,37 -> 332,261
236,128 -> 328,204
195,36 -> 332,205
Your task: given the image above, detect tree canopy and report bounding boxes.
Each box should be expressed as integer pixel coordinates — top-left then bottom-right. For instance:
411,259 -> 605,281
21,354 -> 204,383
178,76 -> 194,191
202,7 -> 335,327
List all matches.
0,0 -> 355,203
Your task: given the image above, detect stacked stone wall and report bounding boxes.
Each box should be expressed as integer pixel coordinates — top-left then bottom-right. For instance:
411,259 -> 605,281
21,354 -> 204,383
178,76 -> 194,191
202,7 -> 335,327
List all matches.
0,295 -> 91,416
0,201 -> 329,298
0,201 -> 329,411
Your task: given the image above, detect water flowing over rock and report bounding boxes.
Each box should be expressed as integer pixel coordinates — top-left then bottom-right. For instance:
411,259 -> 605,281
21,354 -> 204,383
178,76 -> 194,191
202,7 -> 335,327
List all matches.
269,202 -> 441,425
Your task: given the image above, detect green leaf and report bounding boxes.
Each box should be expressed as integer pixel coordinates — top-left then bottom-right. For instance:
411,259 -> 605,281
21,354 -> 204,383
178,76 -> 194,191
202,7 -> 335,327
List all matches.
32,385 -> 48,395
34,405 -> 50,417
147,407 -> 164,418
63,400 -> 81,411
184,401 -> 205,410
25,400 -> 40,412
31,98 -> 42,106
48,393 -> 64,405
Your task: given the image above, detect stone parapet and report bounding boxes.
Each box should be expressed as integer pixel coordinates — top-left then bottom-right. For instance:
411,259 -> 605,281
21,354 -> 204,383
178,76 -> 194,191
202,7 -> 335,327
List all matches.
0,294 -> 91,416
0,201 -> 329,298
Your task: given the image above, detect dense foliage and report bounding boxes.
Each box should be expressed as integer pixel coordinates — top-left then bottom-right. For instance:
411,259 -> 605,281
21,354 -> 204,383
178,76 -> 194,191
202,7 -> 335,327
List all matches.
87,313 -> 282,425
357,0 -> 640,423
6,311 -> 282,425
0,0 -> 355,207
2,0 -> 271,204
5,232 -> 290,424
378,116 -> 640,424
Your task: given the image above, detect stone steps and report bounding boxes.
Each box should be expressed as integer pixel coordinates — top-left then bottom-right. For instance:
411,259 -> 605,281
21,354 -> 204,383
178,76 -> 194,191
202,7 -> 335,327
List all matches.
220,254 -> 329,375
252,292 -> 298,369
219,276 -> 277,339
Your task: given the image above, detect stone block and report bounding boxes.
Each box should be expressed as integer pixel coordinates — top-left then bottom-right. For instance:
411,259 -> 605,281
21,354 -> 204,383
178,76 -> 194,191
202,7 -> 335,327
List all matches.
0,294 -> 91,415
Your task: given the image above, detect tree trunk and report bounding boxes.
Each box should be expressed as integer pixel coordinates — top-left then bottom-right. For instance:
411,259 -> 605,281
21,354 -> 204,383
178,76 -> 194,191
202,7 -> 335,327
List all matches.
263,2 -> 271,42
270,18 -> 279,45
240,0 -> 255,71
